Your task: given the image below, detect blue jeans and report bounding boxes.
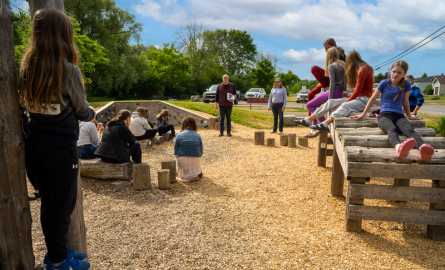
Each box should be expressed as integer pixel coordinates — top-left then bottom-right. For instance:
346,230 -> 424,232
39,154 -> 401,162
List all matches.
272,103 -> 284,132
78,144 -> 99,159
219,106 -> 232,134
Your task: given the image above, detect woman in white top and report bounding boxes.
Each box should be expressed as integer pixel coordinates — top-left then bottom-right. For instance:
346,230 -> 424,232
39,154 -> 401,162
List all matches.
77,106 -> 104,159
129,107 -> 158,140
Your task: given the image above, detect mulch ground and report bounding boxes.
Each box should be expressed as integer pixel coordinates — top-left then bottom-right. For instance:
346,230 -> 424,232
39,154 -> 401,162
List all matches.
29,109 -> 445,269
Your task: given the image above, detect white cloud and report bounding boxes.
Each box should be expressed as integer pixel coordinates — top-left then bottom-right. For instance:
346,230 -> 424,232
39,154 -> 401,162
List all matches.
283,48 -> 326,65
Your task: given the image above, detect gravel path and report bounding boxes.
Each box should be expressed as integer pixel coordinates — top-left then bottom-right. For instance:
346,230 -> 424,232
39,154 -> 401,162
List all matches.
29,110 -> 445,269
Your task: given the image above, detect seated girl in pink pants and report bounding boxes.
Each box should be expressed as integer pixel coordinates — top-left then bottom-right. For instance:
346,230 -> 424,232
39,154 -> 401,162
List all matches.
305,47 -> 346,125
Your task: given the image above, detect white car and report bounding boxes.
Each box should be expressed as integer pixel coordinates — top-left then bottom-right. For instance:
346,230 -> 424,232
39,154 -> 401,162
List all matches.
245,88 -> 266,98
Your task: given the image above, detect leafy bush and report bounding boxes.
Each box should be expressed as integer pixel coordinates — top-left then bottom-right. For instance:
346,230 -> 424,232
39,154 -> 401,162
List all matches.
437,116 -> 445,136
423,84 -> 433,95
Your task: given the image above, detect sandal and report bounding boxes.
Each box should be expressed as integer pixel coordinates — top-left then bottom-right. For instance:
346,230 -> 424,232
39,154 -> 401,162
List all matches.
310,123 -> 329,131
305,130 -> 319,138
294,119 -> 311,127
397,138 -> 416,159
419,144 -> 434,162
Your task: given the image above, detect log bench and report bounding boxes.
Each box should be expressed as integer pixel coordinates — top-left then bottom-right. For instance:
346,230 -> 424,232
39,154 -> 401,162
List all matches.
79,159 -> 134,181
322,111 -> 445,241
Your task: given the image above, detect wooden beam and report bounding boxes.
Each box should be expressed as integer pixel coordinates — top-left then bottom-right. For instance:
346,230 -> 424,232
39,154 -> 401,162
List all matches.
342,135 -> 445,149
348,205 -> 445,226
336,127 -> 436,138
67,170 -> 87,253
349,183 -> 445,203
346,146 -> 445,164
345,177 -> 367,232
427,180 -> 445,241
326,149 -> 334,156
317,131 -> 328,167
335,117 -> 425,129
80,159 -> 134,180
109,180 -> 134,192
348,162 -> 445,180
331,149 -> 345,197
328,123 -> 348,178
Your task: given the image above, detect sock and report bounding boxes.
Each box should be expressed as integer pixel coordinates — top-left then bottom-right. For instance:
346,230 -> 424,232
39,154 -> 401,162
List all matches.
396,145 -> 400,152
321,122 -> 328,127
304,118 -> 310,125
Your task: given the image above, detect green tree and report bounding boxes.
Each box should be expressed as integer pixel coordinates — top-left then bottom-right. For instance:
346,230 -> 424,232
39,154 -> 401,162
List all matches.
424,84 -> 433,95
421,73 -> 428,78
374,72 -> 385,83
250,57 -> 276,93
202,29 -> 257,75
277,70 -> 300,90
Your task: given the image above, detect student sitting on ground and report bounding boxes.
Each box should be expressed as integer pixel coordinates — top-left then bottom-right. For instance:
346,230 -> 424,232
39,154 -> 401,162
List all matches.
295,51 -> 374,131
77,107 -> 104,159
156,109 -> 175,137
95,110 -> 142,164
352,60 -> 434,161
129,107 -> 158,140
405,75 -> 424,115
174,116 -> 203,182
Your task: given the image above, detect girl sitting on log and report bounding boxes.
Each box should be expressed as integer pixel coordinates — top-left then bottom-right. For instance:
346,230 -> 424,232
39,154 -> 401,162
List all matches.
351,60 -> 434,161
156,109 -> 175,137
95,110 -> 142,164
129,107 -> 158,140
19,9 -> 92,269
77,107 -> 104,159
174,116 -> 203,182
295,51 -> 374,131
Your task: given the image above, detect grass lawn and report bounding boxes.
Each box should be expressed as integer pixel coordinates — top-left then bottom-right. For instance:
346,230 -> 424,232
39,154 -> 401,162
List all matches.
423,102 -> 445,105
238,106 -> 308,113
424,95 -> 444,101
418,113 -> 445,136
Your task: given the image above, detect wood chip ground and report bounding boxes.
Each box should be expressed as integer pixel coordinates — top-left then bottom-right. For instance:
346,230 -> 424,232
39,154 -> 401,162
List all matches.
28,109 -> 445,269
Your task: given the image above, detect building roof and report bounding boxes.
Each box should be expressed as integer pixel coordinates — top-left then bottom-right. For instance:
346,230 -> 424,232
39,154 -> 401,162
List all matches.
414,76 -> 435,82
433,75 -> 445,84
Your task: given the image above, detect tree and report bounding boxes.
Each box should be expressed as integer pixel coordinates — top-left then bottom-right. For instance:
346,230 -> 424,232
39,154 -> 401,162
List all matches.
421,73 -> 428,78
250,57 -> 276,94
290,81 -> 318,94
374,72 -> 385,83
175,18 -> 204,52
202,29 -> 257,75
424,84 -> 433,95
277,70 -> 300,90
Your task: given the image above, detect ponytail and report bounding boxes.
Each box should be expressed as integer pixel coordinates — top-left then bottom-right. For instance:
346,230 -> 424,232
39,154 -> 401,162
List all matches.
107,109 -> 131,127
393,77 -> 405,101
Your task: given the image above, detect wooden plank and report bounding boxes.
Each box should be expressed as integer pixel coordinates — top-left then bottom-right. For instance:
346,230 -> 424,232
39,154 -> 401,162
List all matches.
327,149 -> 334,156
317,131 -> 328,167
328,122 -> 348,178
327,137 -> 333,145
345,177 -> 367,232
348,162 -> 445,180
80,159 -> 134,180
427,180 -> 445,241
335,117 -> 426,129
108,180 -> 134,192
67,170 -> 87,255
349,183 -> 445,203
336,127 -> 436,138
342,135 -> 445,149
348,205 -> 445,226
346,146 -> 445,164
331,148 -> 345,197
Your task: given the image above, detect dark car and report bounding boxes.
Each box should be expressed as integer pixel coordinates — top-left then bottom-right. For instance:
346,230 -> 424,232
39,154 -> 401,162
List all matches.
203,84 -> 240,104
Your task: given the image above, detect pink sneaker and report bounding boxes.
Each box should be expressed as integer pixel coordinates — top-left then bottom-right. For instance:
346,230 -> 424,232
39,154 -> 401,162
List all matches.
419,144 -> 435,162
397,138 -> 416,159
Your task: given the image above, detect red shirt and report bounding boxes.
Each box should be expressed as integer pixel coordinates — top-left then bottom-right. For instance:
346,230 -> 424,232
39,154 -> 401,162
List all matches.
346,64 -> 374,102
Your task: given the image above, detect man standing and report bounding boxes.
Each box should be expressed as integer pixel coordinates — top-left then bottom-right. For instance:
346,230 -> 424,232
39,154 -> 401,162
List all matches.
215,74 -> 236,137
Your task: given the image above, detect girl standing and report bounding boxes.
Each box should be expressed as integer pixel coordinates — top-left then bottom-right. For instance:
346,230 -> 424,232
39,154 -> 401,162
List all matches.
20,9 -> 92,269
352,60 -> 434,161
267,78 -> 287,134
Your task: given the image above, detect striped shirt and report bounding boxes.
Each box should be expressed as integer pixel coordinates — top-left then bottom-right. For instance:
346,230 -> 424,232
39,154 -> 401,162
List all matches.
409,85 -> 424,112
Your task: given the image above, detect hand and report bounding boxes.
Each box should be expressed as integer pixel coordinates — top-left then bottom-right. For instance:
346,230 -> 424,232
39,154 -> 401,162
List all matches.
350,114 -> 365,120
229,99 -> 233,102
268,107 -> 270,111
97,123 -> 104,132
343,91 -> 348,97
214,104 -> 218,110
407,115 -> 420,120
281,107 -> 285,112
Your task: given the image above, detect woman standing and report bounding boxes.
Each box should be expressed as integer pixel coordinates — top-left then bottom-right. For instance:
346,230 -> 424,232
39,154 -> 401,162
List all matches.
95,110 -> 142,164
267,78 -> 287,134
129,107 -> 158,140
20,9 -> 92,269
157,109 -> 175,137
174,117 -> 204,182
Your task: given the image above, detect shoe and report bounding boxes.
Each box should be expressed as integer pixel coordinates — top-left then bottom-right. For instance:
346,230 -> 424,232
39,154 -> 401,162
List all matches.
219,134 -> 224,137
419,144 -> 434,161
45,254 -> 90,270
396,138 -> 416,159
278,131 -> 283,134
227,133 -> 232,137
29,197 -> 37,202
34,191 -> 41,199
305,130 -> 319,138
310,123 -> 329,131
44,250 -> 87,265
294,119 -> 310,127
198,172 -> 203,178
270,130 -> 277,134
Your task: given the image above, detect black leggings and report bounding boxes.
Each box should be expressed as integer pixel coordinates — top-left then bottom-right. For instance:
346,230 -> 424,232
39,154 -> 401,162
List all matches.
158,125 -> 175,137
134,129 -> 158,140
378,111 -> 424,149
100,142 -> 142,164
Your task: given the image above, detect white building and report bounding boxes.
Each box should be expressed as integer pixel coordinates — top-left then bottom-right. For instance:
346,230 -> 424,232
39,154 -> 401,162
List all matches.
432,75 -> 445,96
413,76 -> 434,92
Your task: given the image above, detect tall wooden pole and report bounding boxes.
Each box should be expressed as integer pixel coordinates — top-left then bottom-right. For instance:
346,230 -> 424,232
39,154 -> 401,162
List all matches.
0,1 -> 35,269
27,0 -> 64,21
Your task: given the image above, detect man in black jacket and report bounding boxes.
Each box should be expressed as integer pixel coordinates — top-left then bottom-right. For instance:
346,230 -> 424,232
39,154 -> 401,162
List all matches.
214,74 -> 237,137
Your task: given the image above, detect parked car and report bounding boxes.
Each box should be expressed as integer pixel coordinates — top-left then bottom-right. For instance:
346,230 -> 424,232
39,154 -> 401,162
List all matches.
203,84 -> 240,104
297,89 -> 309,103
245,88 -> 266,98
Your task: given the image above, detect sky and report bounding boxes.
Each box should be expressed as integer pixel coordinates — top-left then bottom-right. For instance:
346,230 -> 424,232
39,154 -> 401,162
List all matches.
15,0 -> 445,80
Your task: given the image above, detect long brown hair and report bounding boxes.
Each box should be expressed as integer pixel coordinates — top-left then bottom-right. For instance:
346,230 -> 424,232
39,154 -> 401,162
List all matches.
136,107 -> 148,118
391,60 -> 409,101
323,38 -> 337,47
325,47 -> 345,77
107,110 -> 131,127
156,109 -> 170,121
345,51 -> 370,88
19,9 -> 80,113
181,116 -> 198,132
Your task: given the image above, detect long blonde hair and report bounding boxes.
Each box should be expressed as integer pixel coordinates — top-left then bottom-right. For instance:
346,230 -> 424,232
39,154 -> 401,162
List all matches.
272,78 -> 283,88
325,47 -> 345,77
19,9 -> 80,113
345,51 -> 370,88
156,109 -> 170,121
391,60 -> 409,101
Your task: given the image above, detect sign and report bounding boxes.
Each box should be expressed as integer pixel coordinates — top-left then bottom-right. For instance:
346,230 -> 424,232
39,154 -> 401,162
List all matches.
301,86 -> 307,93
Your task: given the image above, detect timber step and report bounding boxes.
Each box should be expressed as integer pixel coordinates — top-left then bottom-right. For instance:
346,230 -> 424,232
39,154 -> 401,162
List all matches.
80,159 -> 134,181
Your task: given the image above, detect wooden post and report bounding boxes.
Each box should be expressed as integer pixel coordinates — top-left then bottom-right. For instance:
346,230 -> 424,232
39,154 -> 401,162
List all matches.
67,170 -> 87,254
345,177 -> 367,232
427,180 -> 445,241
331,149 -> 345,197
288,134 -> 297,147
317,131 -> 328,167
157,169 -> 170,190
254,131 -> 265,145
161,160 -> 177,184
28,0 -> 64,21
209,117 -> 216,130
214,121 -> 219,130
266,138 -> 275,146
133,164 -> 151,190
280,134 -> 288,146
298,137 -> 308,147
394,177 -> 410,203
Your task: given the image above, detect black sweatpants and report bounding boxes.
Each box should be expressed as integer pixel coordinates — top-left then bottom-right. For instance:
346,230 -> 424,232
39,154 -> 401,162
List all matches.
378,111 -> 424,149
134,129 -> 158,140
25,136 -> 78,263
158,125 -> 175,137
100,142 -> 142,164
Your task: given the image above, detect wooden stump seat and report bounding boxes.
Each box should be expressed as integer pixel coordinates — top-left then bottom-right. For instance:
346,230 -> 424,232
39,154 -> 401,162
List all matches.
80,159 -> 134,181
